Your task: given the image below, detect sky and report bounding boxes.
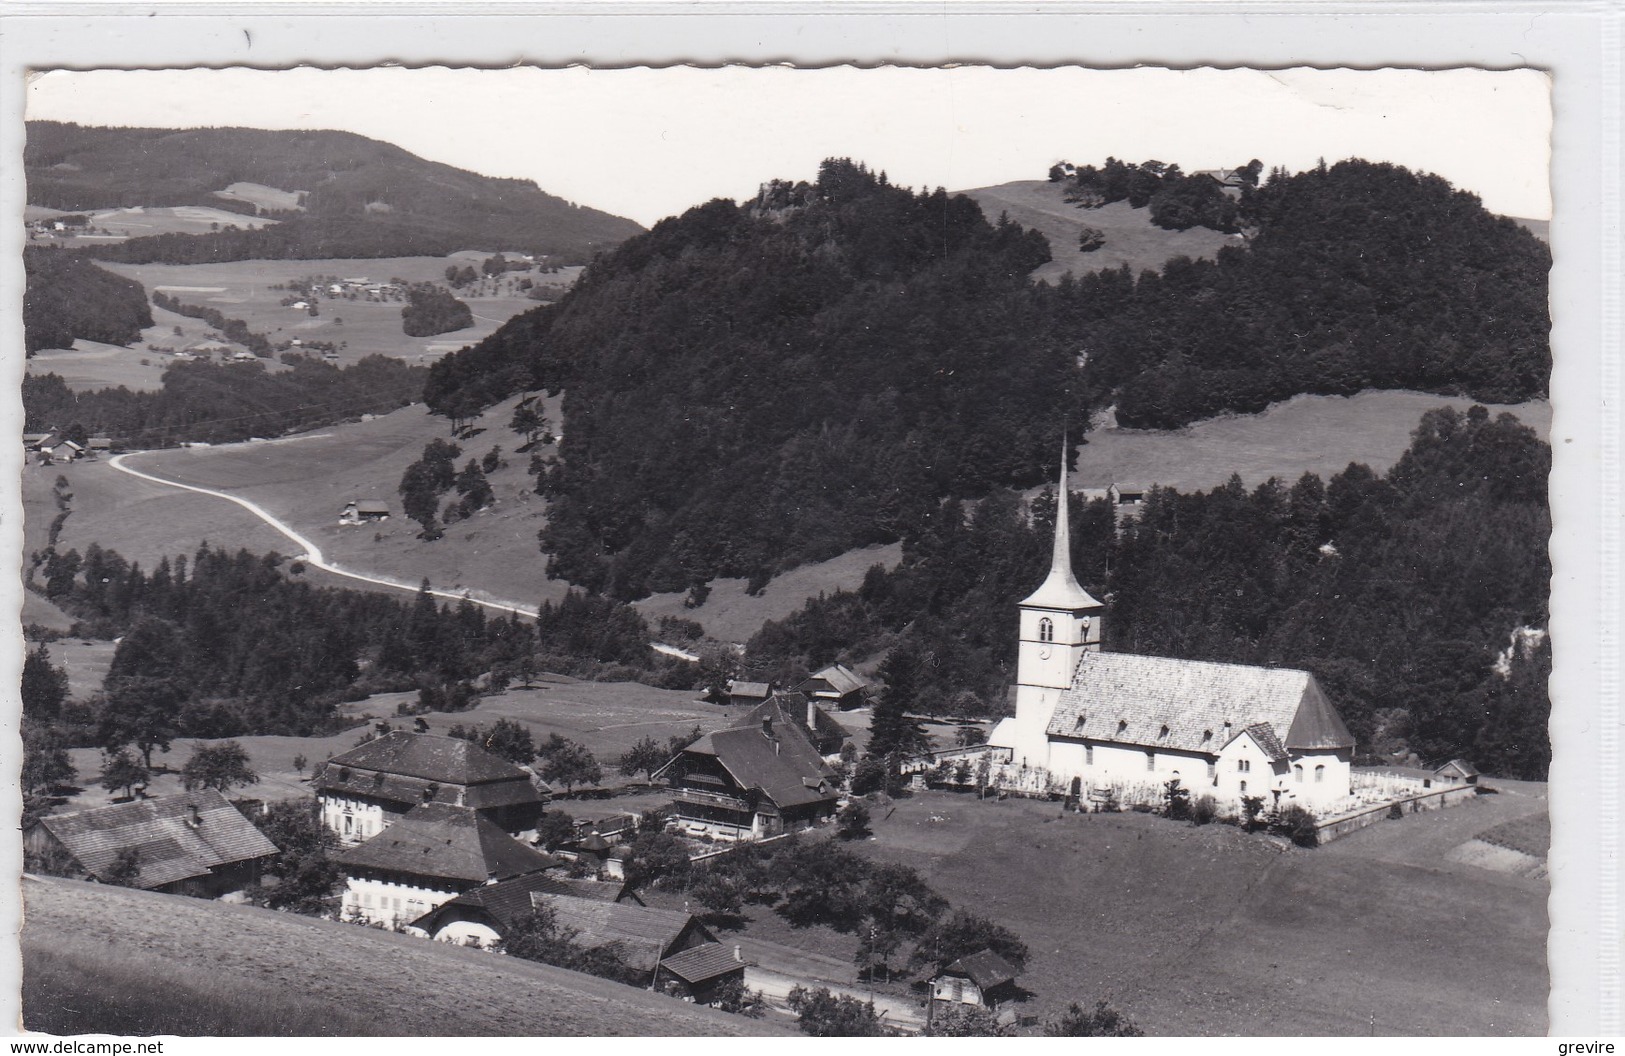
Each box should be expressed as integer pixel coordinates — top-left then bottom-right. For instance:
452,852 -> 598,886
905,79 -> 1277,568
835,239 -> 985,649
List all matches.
25,65 -> 1551,228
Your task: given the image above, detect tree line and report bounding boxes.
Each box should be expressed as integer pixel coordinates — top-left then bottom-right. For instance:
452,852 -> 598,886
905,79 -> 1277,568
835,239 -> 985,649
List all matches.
746,406 -> 1551,779
150,290 -> 273,357
23,355 -> 425,447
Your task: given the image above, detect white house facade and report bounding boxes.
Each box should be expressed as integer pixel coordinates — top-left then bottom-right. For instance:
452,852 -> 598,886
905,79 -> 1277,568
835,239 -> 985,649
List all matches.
989,445 -> 1355,813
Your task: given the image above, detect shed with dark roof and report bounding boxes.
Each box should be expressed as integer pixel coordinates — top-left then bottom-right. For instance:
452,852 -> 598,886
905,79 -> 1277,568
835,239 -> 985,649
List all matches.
656,942 -> 749,1001
24,790 -> 278,898
931,949 -> 1020,1008
795,663 -> 870,709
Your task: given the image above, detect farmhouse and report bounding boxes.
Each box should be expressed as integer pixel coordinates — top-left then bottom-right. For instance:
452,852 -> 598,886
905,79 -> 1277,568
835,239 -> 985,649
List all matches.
656,714 -> 839,841
316,732 -> 547,845
410,872 -> 641,945
795,662 -> 870,710
988,446 -> 1355,811
24,790 -> 278,898
336,801 -> 558,927
539,895 -> 730,992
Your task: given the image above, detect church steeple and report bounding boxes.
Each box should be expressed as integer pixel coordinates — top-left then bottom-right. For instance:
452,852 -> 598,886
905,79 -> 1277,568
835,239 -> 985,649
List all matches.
1021,436 -> 1102,611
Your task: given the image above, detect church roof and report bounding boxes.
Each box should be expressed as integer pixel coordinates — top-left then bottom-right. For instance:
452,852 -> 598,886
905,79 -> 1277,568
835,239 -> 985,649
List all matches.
1021,439 -> 1103,612
1046,652 -> 1354,755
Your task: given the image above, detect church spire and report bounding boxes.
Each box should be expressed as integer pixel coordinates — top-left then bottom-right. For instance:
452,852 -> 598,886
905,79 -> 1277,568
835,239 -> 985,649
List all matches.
1020,434 -> 1103,610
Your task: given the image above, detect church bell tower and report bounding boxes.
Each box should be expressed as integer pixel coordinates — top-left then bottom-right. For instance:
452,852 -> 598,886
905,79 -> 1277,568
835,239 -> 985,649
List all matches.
996,438 -> 1105,767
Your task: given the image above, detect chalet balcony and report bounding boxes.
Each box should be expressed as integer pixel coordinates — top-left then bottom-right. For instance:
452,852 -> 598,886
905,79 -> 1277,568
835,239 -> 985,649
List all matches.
670,787 -> 750,815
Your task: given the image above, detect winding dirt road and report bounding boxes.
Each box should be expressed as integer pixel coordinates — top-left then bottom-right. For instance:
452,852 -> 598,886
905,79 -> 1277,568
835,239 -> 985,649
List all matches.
108,451 -> 542,618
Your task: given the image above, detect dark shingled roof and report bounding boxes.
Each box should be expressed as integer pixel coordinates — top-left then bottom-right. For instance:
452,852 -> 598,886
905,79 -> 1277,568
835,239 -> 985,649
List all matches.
684,720 -> 836,810
532,893 -> 706,973
327,732 -> 530,784
660,943 -> 746,984
34,790 -> 278,890
317,732 -> 545,811
1233,722 -> 1288,763
746,693 -> 849,755
727,681 -> 774,700
410,874 -> 633,936
336,802 -> 556,885
1048,653 -> 1354,754
941,949 -> 1018,991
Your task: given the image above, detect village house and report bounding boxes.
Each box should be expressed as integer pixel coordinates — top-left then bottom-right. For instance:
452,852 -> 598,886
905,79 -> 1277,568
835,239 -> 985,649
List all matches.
989,446 -> 1355,812
540,895 -> 737,994
316,731 -> 548,845
655,714 -> 839,842
409,872 -> 641,944
336,801 -> 558,928
24,790 -> 279,899
929,949 -> 1021,1010
795,662 -> 870,710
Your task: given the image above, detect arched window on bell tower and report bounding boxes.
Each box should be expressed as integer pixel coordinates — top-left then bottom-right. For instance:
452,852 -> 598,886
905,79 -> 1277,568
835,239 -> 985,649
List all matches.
1039,618 -> 1054,643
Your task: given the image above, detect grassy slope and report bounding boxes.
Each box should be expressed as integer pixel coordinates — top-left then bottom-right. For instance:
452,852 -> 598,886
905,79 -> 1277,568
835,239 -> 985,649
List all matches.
20,876 -> 787,1037
633,542 -> 903,644
853,786 -> 1546,1036
961,180 -> 1237,283
1071,390 -> 1552,494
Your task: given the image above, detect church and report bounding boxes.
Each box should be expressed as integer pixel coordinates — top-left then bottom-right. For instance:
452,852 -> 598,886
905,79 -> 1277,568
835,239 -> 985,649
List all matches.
987,449 -> 1355,813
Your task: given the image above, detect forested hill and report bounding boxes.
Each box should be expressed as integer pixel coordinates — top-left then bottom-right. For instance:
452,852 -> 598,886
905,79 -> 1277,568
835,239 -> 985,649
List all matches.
428,159 -> 1076,599
1069,160 -> 1550,428
25,121 -> 643,263
423,156 -> 1549,601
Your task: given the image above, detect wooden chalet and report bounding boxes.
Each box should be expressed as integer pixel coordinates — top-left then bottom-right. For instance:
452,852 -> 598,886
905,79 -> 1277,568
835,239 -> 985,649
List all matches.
538,894 -> 727,991
335,801 -> 558,928
340,499 -> 391,524
316,731 -> 547,845
795,663 -> 870,710
930,949 -> 1020,1009
655,714 -> 838,842
24,790 -> 279,898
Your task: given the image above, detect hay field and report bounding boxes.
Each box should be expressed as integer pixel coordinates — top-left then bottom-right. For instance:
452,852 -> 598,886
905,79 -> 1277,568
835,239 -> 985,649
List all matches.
634,542 -> 904,644
21,876 -> 786,1037
99,256 -> 555,367
855,784 -> 1547,1035
1070,390 -> 1552,494
24,303 -> 294,393
962,181 -> 1237,283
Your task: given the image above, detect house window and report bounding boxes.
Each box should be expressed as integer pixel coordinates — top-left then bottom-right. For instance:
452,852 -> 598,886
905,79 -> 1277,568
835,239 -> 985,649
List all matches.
1145,751 -> 1155,772
1315,765 -> 1326,783
1294,765 -> 1304,783
1038,618 -> 1054,643
1240,780 -> 1248,793
1085,745 -> 1094,766
1237,759 -> 1251,773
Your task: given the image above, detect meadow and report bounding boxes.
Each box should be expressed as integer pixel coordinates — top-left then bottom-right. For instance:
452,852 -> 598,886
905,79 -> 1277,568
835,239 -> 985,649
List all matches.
963,180 -> 1237,284
21,876 -> 787,1037
853,784 -> 1547,1035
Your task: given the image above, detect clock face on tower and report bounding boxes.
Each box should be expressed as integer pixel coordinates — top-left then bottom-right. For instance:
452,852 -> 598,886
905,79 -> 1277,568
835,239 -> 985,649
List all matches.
1039,645 -> 1052,660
